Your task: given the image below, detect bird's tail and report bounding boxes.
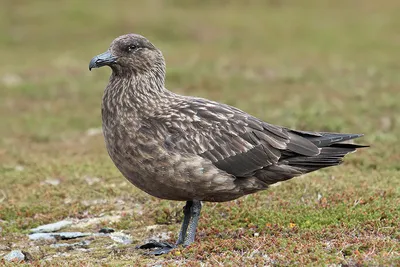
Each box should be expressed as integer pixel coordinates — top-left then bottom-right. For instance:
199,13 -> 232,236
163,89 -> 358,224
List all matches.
253,131 -> 367,186
286,131 -> 368,172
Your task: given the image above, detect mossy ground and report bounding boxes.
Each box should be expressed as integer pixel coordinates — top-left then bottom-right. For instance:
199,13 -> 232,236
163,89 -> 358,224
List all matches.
1,1 -> 399,266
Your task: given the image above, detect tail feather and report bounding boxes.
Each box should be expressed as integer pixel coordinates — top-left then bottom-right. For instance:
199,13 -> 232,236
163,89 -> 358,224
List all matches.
284,131 -> 368,172
290,130 -> 364,147
286,143 -> 366,172
254,131 -> 367,186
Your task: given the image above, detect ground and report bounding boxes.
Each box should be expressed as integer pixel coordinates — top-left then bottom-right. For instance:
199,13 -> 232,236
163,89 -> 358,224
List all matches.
0,0 -> 399,266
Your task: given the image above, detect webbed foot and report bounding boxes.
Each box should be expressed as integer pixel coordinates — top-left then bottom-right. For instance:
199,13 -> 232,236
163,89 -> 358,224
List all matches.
136,240 -> 176,255
137,200 -> 202,256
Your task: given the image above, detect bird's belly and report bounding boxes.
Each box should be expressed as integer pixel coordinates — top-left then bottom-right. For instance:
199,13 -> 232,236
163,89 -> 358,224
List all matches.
104,137 -> 248,201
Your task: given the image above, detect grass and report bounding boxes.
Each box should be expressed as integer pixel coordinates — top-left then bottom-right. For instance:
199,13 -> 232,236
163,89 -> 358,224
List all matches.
1,0 -> 399,265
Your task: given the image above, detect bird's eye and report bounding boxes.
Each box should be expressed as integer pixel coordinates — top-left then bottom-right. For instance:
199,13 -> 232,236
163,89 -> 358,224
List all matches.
127,45 -> 137,52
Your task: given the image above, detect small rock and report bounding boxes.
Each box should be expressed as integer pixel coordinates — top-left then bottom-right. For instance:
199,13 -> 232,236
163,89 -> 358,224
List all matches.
84,176 -> 101,185
81,199 -> 107,207
1,73 -> 22,87
99,227 -> 115,234
14,165 -> 24,171
4,250 -> 25,262
86,128 -> 102,136
28,233 -> 57,241
41,179 -> 61,186
29,232 -> 91,241
30,220 -> 73,233
63,198 -> 73,204
109,232 -> 133,244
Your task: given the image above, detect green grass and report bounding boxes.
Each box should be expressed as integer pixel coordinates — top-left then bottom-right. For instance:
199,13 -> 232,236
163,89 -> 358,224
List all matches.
1,0 -> 399,265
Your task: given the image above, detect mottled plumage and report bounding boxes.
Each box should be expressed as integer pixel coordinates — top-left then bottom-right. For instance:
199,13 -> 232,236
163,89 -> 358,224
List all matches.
89,34 -> 367,254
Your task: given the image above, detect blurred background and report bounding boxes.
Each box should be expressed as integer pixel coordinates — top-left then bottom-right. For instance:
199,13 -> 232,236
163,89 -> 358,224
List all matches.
1,0 -> 399,265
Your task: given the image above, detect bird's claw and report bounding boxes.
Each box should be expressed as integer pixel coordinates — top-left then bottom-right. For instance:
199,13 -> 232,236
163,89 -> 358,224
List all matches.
136,240 -> 176,255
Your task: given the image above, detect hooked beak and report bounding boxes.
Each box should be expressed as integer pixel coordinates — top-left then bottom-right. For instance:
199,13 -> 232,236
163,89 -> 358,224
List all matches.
89,51 -> 117,70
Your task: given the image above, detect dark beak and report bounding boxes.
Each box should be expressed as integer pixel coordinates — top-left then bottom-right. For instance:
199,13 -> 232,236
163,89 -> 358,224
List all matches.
89,51 -> 117,70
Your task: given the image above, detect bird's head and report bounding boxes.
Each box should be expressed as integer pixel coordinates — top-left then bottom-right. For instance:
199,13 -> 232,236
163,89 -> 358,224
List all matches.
89,34 -> 165,78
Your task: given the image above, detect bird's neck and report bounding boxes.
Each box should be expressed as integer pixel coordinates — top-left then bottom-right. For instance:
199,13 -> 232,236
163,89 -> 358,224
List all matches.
102,71 -> 170,119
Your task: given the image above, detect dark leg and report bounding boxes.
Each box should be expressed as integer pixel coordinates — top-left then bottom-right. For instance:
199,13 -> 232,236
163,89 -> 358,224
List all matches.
176,201 -> 193,245
137,201 -> 198,255
183,200 -> 202,246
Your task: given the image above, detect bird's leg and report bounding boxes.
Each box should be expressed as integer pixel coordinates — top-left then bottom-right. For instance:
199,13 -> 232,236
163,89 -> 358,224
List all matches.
176,201 -> 193,245
182,200 -> 202,247
136,201 -> 195,255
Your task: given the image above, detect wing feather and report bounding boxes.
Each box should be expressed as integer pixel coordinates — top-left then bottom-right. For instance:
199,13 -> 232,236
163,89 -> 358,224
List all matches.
161,98 -> 298,177
155,96 -> 364,185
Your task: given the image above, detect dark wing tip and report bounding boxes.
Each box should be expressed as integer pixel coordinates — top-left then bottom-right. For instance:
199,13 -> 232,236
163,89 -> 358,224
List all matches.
287,132 -> 320,156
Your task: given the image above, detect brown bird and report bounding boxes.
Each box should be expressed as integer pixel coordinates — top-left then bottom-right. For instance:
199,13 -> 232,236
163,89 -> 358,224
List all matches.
89,34 -> 366,255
